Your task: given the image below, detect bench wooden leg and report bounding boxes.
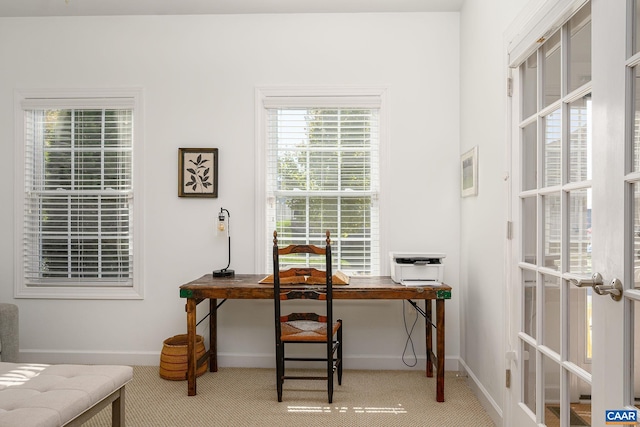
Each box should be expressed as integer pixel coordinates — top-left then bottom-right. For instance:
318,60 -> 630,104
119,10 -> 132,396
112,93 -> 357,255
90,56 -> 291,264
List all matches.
112,387 -> 125,427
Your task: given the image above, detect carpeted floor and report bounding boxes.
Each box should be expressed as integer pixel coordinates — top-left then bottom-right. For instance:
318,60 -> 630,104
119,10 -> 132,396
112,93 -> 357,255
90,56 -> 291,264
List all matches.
83,366 -> 496,426
546,404 -> 590,426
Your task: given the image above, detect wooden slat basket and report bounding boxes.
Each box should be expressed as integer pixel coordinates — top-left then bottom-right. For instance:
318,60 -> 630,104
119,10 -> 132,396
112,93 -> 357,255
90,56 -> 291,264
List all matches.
159,334 -> 208,381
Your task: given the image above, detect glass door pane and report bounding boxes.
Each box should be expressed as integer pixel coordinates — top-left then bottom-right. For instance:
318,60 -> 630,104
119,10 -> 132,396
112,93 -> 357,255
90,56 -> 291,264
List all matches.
543,274 -> 561,353
569,3 -> 592,92
524,269 -> 537,338
543,353 -> 561,424
523,53 -> 538,120
523,341 -> 537,414
543,193 -> 561,270
569,96 -> 592,183
544,31 -> 562,108
635,0 -> 640,55
633,68 -> 640,172
634,186 -> 640,290
523,121 -> 538,191
569,284 -> 592,368
634,299 -> 640,400
544,109 -> 562,187
523,196 -> 538,265
569,189 -> 592,274
568,373 -> 592,426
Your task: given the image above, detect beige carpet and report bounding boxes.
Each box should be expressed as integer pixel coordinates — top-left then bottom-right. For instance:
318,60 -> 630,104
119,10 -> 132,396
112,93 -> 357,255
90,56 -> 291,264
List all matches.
545,403 -> 592,427
84,366 -> 495,427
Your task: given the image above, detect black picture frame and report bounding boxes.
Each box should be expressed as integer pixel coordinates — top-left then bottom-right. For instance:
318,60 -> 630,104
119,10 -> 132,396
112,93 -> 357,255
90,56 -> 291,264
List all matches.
178,148 -> 218,198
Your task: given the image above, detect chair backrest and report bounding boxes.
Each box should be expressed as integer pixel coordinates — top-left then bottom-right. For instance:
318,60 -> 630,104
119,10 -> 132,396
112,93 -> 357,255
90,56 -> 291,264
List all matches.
272,230 -> 333,332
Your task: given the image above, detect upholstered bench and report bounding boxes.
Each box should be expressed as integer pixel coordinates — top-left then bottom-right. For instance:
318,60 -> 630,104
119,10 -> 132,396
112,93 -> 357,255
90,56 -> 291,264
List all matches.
0,362 -> 133,427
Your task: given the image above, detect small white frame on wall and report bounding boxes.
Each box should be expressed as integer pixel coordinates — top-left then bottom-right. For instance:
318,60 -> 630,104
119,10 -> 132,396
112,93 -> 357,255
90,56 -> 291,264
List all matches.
461,146 -> 478,197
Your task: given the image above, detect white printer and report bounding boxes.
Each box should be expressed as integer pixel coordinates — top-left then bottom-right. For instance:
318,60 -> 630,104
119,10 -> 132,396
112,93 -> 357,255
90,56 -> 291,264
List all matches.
390,252 -> 446,286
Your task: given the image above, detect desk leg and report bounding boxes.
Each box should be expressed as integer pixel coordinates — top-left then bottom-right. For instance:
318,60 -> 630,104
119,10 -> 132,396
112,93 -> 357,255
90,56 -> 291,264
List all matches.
186,298 -> 197,396
210,298 -> 218,372
425,299 -> 433,377
436,298 -> 445,402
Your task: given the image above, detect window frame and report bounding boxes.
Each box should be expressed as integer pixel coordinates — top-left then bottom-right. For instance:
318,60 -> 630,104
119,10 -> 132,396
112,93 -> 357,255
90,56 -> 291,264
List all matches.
14,88 -> 144,299
254,86 -> 389,275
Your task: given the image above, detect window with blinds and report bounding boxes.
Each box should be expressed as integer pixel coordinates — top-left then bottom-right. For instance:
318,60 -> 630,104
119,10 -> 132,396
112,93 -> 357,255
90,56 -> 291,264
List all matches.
265,105 -> 380,275
16,90 -> 142,298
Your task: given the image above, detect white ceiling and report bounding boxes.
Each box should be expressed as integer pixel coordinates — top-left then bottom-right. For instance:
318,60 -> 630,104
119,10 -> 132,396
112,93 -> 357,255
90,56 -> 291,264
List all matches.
0,0 -> 464,17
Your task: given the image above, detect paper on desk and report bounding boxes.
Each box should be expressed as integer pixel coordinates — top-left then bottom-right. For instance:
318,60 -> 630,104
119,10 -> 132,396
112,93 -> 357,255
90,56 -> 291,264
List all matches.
401,280 -> 442,287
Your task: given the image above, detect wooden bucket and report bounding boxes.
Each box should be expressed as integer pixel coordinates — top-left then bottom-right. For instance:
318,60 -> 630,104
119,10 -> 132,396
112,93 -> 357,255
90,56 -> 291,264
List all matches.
159,334 -> 208,381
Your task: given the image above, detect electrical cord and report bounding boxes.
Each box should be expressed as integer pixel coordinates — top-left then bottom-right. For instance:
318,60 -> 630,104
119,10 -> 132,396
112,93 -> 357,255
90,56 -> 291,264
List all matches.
401,300 -> 419,367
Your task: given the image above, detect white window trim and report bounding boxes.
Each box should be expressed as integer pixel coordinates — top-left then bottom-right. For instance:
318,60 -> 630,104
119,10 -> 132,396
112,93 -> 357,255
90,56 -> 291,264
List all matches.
13,88 -> 145,299
254,86 -> 389,275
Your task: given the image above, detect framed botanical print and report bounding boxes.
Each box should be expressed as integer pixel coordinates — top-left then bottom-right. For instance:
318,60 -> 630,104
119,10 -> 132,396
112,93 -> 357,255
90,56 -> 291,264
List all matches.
178,148 -> 218,198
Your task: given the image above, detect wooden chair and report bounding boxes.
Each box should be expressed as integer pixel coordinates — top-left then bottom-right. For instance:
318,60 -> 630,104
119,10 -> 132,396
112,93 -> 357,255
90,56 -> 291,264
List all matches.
272,230 -> 343,403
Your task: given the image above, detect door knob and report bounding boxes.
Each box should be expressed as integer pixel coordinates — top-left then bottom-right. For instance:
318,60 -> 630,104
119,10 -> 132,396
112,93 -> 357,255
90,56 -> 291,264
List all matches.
569,273 -> 623,301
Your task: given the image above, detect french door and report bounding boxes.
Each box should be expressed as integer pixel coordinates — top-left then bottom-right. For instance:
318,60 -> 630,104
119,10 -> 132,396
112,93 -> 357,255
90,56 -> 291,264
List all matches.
507,1 -> 640,426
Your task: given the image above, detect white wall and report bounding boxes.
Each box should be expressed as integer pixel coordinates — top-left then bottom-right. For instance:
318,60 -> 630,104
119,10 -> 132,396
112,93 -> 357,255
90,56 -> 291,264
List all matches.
459,0 -> 530,424
0,13 -> 461,371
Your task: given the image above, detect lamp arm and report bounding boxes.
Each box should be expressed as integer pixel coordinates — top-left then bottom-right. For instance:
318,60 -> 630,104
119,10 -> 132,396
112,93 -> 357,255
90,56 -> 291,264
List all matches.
222,234 -> 231,271
220,208 -> 230,223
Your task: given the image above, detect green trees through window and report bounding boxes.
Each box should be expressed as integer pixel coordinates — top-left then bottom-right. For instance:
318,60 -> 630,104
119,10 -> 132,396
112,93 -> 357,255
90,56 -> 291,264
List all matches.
24,108 -> 133,283
268,108 -> 379,274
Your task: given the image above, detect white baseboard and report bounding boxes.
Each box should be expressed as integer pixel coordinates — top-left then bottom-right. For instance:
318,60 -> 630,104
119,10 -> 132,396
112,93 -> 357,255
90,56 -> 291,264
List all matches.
18,349 -> 459,372
458,358 -> 502,426
18,350 -> 160,366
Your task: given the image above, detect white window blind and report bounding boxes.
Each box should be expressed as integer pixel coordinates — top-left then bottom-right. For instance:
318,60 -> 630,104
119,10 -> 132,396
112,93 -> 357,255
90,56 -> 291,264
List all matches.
22,106 -> 134,286
265,105 -> 380,275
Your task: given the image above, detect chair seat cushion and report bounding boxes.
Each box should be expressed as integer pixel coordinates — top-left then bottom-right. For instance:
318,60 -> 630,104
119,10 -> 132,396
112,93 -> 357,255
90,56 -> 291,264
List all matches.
281,320 -> 341,342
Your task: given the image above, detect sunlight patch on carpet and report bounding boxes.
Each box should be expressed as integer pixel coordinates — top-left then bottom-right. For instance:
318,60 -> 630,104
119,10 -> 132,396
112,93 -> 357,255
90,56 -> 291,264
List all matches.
288,404 -> 407,414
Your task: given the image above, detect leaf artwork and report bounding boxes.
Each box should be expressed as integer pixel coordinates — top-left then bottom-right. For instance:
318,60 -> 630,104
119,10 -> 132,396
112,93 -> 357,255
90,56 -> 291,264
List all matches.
185,153 -> 212,193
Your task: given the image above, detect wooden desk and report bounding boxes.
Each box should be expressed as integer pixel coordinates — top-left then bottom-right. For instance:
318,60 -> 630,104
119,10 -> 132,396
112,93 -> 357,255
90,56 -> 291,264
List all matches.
179,274 -> 452,401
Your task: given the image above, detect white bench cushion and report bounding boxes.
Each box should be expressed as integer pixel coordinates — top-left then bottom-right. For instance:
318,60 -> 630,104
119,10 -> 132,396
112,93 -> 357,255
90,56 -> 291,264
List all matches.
0,363 -> 132,427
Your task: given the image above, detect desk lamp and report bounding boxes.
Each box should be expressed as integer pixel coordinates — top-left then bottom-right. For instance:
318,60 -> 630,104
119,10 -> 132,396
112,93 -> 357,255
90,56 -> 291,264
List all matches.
213,207 -> 234,277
